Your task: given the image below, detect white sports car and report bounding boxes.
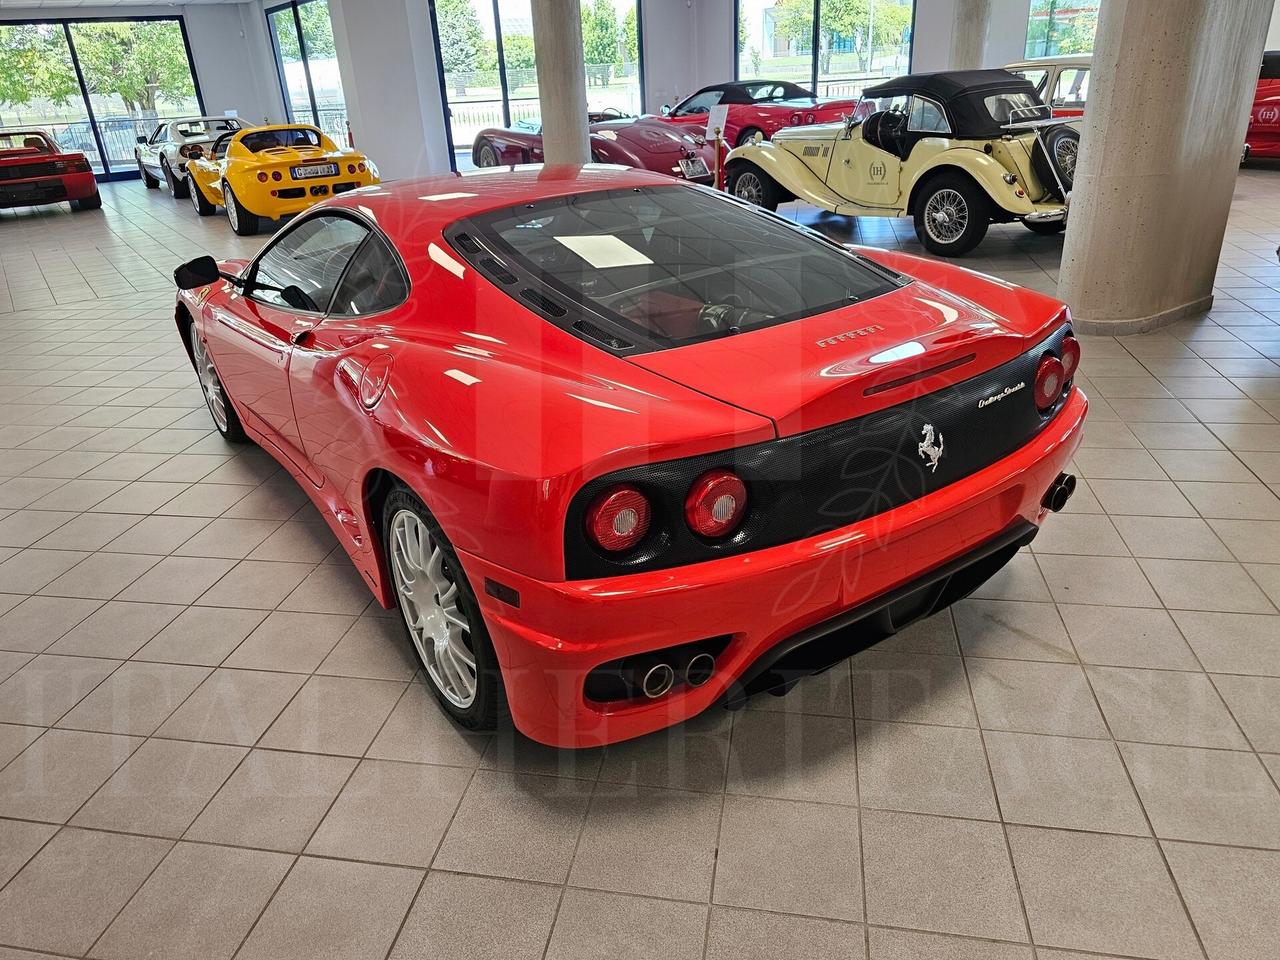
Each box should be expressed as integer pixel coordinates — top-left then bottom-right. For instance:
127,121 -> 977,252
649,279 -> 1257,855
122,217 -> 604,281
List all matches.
135,116 -> 243,198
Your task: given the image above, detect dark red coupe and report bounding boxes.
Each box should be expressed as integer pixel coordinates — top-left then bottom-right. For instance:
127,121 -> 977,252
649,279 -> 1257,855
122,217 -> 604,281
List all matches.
658,80 -> 859,146
473,111 -> 717,183
173,166 -> 1086,748
0,129 -> 100,212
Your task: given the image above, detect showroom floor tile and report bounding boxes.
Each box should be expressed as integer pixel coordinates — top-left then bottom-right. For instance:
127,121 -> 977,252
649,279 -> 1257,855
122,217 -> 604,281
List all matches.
0,171 -> 1278,958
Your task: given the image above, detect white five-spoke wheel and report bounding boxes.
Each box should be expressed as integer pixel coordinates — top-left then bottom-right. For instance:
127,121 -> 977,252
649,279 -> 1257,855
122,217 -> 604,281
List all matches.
389,508 -> 478,708
192,333 -> 228,432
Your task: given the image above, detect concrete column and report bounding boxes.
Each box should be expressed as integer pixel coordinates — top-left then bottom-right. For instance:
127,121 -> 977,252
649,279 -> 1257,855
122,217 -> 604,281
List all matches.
950,0 -> 994,71
1059,0 -> 1274,335
531,0 -> 591,164
327,0 -> 453,179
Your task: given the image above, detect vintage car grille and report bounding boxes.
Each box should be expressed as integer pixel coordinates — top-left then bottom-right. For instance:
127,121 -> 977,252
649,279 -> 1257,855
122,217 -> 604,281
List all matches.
0,161 -> 60,181
563,324 -> 1073,579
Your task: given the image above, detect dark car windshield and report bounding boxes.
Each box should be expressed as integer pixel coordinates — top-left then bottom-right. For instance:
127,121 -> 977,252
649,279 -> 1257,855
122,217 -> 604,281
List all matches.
459,186 -> 902,350
240,128 -> 322,152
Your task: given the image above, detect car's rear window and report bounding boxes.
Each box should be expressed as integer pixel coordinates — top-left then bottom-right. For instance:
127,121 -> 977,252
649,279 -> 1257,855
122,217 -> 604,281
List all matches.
0,132 -> 53,155
176,118 -> 240,138
455,186 -> 903,351
241,128 -> 321,152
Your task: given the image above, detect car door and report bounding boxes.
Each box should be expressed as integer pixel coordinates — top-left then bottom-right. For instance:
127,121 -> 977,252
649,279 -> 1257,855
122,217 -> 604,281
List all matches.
139,124 -> 165,173
203,213 -> 369,474
829,94 -> 908,208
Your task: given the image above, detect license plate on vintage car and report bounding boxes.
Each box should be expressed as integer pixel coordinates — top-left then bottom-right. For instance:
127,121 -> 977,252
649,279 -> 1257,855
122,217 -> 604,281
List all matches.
679,157 -> 710,179
292,163 -> 338,179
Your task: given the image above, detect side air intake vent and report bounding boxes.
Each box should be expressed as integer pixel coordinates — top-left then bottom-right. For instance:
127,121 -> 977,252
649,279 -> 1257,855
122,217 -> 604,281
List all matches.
519,288 -> 567,317
573,320 -> 633,351
453,233 -> 483,255
480,258 -> 518,285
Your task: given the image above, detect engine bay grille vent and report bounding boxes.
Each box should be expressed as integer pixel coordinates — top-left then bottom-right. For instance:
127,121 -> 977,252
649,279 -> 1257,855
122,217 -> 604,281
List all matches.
519,288 -> 567,317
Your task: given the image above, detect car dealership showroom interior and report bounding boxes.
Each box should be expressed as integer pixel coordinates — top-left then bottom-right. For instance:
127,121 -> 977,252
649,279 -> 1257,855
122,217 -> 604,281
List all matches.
2,0 -> 1280,957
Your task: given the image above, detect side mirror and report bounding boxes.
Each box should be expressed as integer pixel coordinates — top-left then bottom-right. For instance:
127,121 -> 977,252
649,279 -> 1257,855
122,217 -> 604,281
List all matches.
280,285 -> 318,311
174,256 -> 221,290
661,104 -> 671,116
136,135 -> 147,144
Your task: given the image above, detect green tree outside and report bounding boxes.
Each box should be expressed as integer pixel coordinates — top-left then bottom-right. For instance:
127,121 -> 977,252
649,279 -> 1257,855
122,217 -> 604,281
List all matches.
581,0 -> 620,86
773,0 -> 911,75
436,0 -> 485,95
69,21 -> 196,114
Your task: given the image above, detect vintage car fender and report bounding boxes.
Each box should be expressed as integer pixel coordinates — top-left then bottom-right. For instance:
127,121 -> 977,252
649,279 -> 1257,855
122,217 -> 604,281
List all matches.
188,160 -> 224,206
904,143 -> 1039,218
725,141 -> 862,214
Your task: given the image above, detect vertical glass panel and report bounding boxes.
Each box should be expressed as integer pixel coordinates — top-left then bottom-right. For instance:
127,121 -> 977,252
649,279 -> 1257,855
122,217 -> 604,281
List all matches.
435,0 -> 503,167
581,0 -> 641,118
816,0 -> 913,98
296,0 -> 347,141
67,19 -> 200,174
497,0 -> 539,130
1026,0 -> 1100,58
738,0 -> 813,88
270,6 -> 316,124
0,22 -> 105,172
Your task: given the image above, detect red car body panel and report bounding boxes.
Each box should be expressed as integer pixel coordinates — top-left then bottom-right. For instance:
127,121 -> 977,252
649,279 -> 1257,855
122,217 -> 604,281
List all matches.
1247,53 -> 1280,159
658,96 -> 857,147
177,166 -> 1086,747
475,114 -> 717,182
0,131 -> 97,209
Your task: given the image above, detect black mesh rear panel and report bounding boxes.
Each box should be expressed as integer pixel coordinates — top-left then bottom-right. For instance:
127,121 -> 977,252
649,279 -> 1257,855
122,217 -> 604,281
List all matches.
564,324 -> 1072,579
0,162 -> 61,181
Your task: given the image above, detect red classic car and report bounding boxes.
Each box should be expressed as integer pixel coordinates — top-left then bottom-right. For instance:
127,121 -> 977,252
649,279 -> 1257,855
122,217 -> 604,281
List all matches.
0,129 -> 100,212
173,166 -> 1086,748
658,80 -> 859,146
1246,50 -> 1280,161
473,111 -> 716,183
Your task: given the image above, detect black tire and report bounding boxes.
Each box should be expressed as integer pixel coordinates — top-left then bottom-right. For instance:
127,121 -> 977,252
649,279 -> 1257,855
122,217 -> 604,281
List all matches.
473,138 -> 499,167
382,485 -> 507,732
186,319 -> 247,443
223,181 -> 259,236
70,192 -> 102,212
1032,125 -> 1079,199
162,158 -> 189,199
138,158 -> 160,189
726,163 -> 784,212
1023,219 -> 1066,236
736,126 -> 765,147
912,172 -> 990,257
189,175 -> 216,216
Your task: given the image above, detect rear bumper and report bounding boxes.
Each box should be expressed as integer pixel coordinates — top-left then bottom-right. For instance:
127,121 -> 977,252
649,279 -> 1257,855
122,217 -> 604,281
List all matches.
461,387 -> 1087,748
1024,206 -> 1067,224
238,173 -> 378,218
0,171 -> 96,208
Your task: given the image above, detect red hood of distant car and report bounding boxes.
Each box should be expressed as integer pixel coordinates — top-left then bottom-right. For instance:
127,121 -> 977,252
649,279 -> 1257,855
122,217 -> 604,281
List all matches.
590,116 -> 707,155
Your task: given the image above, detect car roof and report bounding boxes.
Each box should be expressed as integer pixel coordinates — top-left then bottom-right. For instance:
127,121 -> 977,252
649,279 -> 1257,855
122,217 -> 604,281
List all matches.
1005,54 -> 1092,69
691,80 -> 812,103
863,69 -> 1033,102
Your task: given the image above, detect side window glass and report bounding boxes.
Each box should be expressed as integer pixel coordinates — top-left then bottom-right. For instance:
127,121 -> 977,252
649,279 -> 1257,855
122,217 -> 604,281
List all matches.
329,232 -> 409,317
253,216 -> 369,312
908,97 -> 951,134
675,90 -> 722,116
1054,68 -> 1090,106
150,125 -> 167,144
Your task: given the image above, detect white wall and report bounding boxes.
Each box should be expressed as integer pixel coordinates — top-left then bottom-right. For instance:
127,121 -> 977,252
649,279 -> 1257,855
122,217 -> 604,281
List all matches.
641,0 -> 734,112
1268,0 -> 1280,48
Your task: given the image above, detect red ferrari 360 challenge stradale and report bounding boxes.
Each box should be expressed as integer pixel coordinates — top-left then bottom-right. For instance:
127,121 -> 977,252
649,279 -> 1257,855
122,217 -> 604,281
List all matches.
174,165 -> 1087,748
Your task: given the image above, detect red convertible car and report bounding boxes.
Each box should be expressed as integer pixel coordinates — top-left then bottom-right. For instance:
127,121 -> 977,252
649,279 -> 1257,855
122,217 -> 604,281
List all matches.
658,80 -> 859,146
0,129 -> 100,212
473,111 -> 716,183
1246,50 -> 1280,161
173,166 -> 1087,748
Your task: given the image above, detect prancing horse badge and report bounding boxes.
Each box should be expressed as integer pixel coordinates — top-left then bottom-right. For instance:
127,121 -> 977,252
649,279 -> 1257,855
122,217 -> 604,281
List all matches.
918,423 -> 945,473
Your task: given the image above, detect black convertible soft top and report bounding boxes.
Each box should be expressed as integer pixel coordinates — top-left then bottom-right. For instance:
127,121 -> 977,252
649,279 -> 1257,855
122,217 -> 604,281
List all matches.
862,69 -> 1046,138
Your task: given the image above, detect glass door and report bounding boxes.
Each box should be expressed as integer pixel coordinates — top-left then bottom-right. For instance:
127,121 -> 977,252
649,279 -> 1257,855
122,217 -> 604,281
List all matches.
266,1 -> 348,142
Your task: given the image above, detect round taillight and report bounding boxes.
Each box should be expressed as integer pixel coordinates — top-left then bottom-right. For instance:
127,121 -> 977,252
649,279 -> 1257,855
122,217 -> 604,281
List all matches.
1060,335 -> 1081,381
791,112 -> 802,125
586,486 -> 650,552
685,469 -> 747,539
347,163 -> 356,174
358,162 -> 366,172
256,172 -> 268,182
806,112 -> 816,123
1034,354 -> 1066,412
272,170 -> 283,181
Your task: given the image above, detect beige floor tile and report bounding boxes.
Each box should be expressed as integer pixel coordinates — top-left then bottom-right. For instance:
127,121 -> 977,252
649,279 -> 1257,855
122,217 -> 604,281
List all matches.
713,794 -> 862,921
1178,480 -> 1280,520
954,599 -> 1074,662
0,722 -> 41,767
1163,840 -> 1280,960
544,888 -> 706,960
0,818 -> 57,888
479,726 -> 605,780
37,550 -> 158,600
91,841 -> 292,960
1139,558 -> 1276,613
259,674 -> 404,756
706,906 -> 864,960
0,594 -> 101,653
185,748 -> 356,852
306,758 -> 470,867
598,708 -> 731,794
967,659 -> 1108,738
195,559 -> 315,609
0,827 -> 171,955
33,511 -> 139,551
0,728 -> 140,822
0,653 -> 119,726
224,611 -> 355,673
388,872 -> 559,960
969,552 -> 1052,602
55,660 -> 209,735
1209,518 -> 1280,563
46,600 -> 183,659
1089,479 -> 1197,517
1213,674 -> 1280,752
154,668 -> 305,745
278,562 -> 372,615
1035,554 -> 1162,607
1150,447 -> 1257,481
433,769 -> 592,883
742,661 -> 853,717
1112,515 -> 1233,560
1059,604 -> 1199,670
1088,664 -> 1247,748
1030,513 -> 1129,556
102,513 -> 209,554
1173,610 -> 1280,674
315,616 -> 418,681
726,710 -> 857,804
248,520 -> 341,563
850,650 -> 976,727
881,610 -> 960,655
235,856 -> 422,960
856,719 -> 997,819
862,808 -> 1024,941
0,548 -> 90,594
115,554 -> 238,604
867,927 -> 1031,959
367,682 -> 491,767
1008,826 -> 1200,959
133,605 -> 265,666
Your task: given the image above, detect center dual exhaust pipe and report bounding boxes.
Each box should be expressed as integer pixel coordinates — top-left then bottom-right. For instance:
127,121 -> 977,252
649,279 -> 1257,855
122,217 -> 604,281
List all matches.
1042,473 -> 1077,513
638,652 -> 717,699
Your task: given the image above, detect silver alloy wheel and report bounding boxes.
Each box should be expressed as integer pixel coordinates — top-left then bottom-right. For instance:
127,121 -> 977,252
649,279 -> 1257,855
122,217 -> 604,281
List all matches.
224,183 -> 239,231
924,188 -> 969,245
475,144 -> 497,167
189,177 -> 201,213
734,171 -> 764,205
389,509 -> 478,708
1055,137 -> 1078,179
191,333 -> 229,432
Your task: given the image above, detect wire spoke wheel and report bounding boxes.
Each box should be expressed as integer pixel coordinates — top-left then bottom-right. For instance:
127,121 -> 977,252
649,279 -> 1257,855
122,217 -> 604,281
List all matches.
924,188 -> 969,245
734,171 -> 764,205
191,333 -> 229,432
475,143 -> 497,167
1055,137 -> 1078,179
390,509 -> 478,708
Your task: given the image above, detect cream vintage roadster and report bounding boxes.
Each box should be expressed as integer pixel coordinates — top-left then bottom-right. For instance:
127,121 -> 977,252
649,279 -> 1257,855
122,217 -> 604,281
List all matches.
725,69 -> 1080,257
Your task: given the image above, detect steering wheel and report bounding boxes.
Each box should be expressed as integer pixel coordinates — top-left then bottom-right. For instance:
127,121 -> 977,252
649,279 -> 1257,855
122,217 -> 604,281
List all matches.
600,107 -> 626,119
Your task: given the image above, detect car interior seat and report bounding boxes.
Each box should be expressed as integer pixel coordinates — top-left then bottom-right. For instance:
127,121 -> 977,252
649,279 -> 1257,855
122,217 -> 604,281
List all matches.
23,136 -> 48,153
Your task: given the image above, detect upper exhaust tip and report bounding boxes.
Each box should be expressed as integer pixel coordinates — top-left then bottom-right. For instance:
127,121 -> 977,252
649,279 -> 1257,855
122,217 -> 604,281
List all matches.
685,652 -> 716,687
641,663 -> 676,699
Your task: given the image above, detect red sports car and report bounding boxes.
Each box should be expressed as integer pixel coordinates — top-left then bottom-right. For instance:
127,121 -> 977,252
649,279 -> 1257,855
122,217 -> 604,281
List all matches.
173,166 -> 1087,748
473,111 -> 717,183
658,80 -> 859,146
1246,50 -> 1280,160
0,129 -> 100,212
